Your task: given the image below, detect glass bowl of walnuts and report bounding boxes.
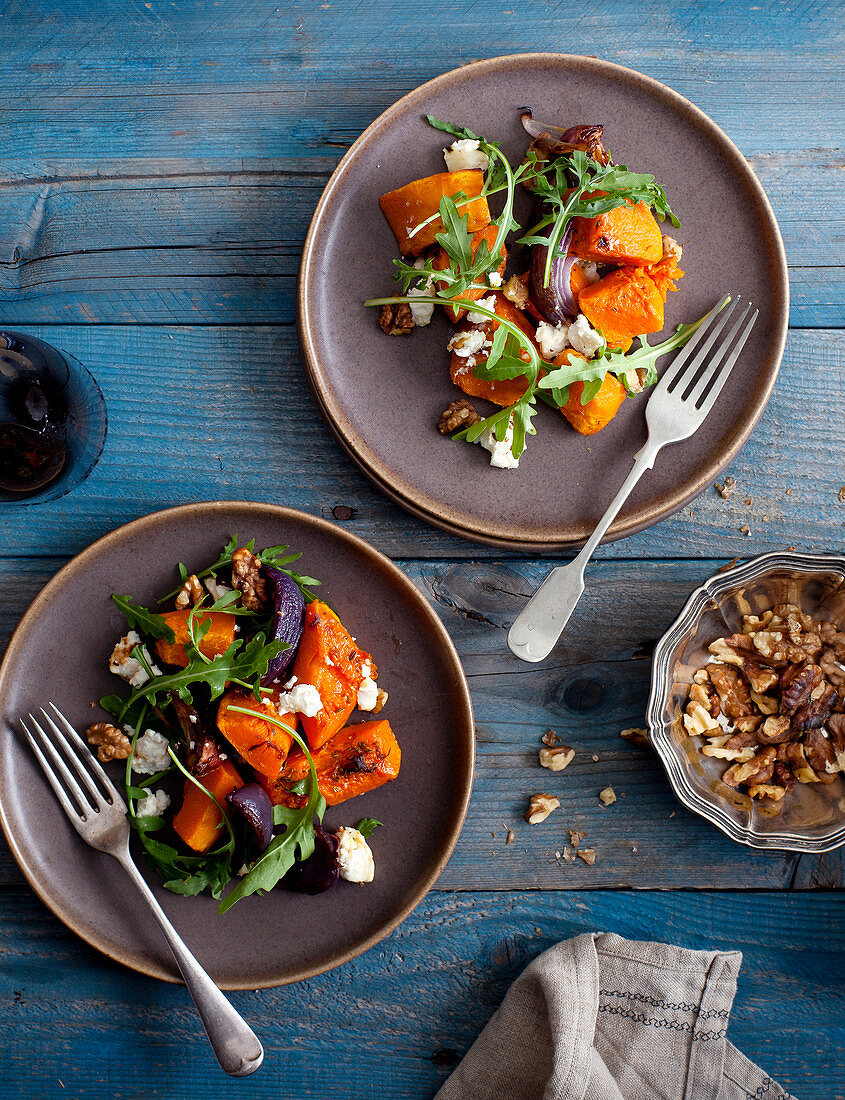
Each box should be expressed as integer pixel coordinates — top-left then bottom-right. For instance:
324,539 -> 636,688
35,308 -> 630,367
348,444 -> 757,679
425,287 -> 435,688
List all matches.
647,551 -> 845,852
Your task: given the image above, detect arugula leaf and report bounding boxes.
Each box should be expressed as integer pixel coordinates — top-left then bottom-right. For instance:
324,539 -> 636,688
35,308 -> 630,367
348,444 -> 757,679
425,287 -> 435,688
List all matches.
111,595 -> 175,642
217,711 -> 326,913
435,195 -> 474,270
425,115 -> 482,142
123,632 -> 285,709
356,818 -> 383,839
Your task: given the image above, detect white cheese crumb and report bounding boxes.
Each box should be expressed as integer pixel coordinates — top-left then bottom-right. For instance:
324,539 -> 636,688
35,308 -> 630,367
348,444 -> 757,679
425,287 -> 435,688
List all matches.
276,683 -> 323,718
136,788 -> 171,818
357,676 -> 379,711
488,270 -> 503,287
408,258 -> 434,326
574,258 -> 600,284
567,313 -> 605,358
467,295 -> 497,323
535,321 -> 570,360
336,826 -> 375,883
447,328 -> 488,357
478,416 -> 520,469
132,729 -> 171,776
204,577 -> 231,601
443,138 -> 489,173
109,631 -> 161,688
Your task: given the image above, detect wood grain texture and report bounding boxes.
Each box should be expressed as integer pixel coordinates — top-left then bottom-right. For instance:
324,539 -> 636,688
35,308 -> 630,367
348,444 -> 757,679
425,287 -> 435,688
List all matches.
0,325 -> 840,562
0,557 -> 838,890
0,155 -> 839,326
1,887 -> 841,1100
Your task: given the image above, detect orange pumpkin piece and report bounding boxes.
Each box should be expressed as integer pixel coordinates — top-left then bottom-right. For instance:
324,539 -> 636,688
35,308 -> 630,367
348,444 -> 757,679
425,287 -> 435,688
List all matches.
570,201 -> 663,266
153,610 -> 236,669
560,371 -> 628,436
577,267 -> 664,349
172,758 -> 244,853
568,262 -> 593,297
262,719 -> 401,808
449,291 -> 538,407
216,689 -> 298,781
290,601 -> 375,751
431,224 -> 506,322
379,171 -> 490,256
645,253 -> 684,301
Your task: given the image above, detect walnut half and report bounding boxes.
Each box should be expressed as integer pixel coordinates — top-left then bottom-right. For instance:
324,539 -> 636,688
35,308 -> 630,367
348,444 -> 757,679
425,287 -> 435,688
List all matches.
438,398 -> 482,435
86,722 -> 132,763
378,302 -> 414,336
231,547 -> 269,611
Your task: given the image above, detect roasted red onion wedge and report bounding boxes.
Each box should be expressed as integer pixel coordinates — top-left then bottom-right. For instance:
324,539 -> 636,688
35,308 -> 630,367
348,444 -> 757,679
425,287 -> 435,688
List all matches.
281,822 -> 340,894
261,564 -> 306,685
227,783 -> 274,851
520,109 -> 611,177
530,228 -> 578,323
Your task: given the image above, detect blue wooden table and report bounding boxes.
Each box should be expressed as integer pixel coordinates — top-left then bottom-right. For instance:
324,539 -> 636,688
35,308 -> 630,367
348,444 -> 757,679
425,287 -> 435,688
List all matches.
1,2 -> 842,1097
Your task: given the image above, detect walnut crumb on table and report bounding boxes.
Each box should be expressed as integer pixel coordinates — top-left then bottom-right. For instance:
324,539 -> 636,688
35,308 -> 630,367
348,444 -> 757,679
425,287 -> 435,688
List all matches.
715,476 -> 736,499
620,727 -> 650,748
539,745 -> 575,771
541,729 -> 560,746
525,793 -> 560,824
577,849 -> 597,865
598,786 -> 617,806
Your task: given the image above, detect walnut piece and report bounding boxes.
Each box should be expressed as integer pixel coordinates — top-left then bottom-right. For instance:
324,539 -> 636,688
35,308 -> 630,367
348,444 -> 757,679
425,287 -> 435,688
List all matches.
539,745 -> 575,772
175,573 -> 203,609
372,688 -> 389,715
377,302 -> 414,335
577,848 -> 597,865
85,722 -> 132,762
598,786 -> 616,806
502,273 -> 529,310
437,398 -> 482,435
619,726 -> 650,748
542,729 -> 560,747
525,793 -> 560,824
231,547 -> 269,611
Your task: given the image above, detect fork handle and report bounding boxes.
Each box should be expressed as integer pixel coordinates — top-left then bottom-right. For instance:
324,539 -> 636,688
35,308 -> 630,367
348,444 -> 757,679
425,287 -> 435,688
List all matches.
117,851 -> 264,1076
507,439 -> 661,663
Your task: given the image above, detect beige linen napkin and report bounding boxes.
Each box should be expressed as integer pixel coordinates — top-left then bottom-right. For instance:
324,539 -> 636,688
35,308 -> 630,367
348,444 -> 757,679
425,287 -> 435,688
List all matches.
435,933 -> 796,1100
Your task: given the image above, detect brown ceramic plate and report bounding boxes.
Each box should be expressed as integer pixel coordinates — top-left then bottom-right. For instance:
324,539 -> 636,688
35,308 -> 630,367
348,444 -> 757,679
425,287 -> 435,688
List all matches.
299,54 -> 788,551
0,502 -> 474,989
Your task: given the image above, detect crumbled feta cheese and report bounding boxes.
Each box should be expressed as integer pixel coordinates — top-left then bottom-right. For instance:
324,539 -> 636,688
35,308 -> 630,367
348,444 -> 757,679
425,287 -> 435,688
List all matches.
567,313 -> 605,358
535,321 -> 570,360
467,295 -> 497,323
447,328 -> 488,357
132,729 -> 171,776
109,631 -> 162,688
335,826 -> 375,883
276,683 -> 323,718
408,258 -> 435,326
574,258 -> 601,284
488,270 -> 503,288
357,676 -> 379,711
204,577 -> 231,601
360,661 -> 372,678
443,138 -> 489,173
136,788 -> 170,818
478,417 -> 520,469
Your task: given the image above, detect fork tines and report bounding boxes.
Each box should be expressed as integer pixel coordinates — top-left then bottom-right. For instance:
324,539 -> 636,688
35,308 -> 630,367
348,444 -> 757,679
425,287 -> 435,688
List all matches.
661,295 -> 759,411
21,702 -> 121,820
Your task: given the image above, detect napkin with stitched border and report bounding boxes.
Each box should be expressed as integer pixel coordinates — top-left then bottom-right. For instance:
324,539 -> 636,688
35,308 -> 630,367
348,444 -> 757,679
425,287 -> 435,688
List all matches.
434,932 -> 796,1100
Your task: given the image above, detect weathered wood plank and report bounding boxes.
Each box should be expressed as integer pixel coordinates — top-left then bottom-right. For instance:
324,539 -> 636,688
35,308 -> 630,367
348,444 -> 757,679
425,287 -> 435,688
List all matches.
0,154 -> 839,326
0,887 -> 840,1100
0,325 -> 839,562
0,0 -> 841,167
1,558 -> 838,890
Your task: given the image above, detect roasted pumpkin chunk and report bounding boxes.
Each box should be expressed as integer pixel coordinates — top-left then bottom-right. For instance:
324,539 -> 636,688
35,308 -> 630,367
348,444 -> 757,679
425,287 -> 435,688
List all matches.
216,688 -> 298,781
570,201 -> 663,266
153,610 -> 236,669
172,758 -> 244,853
379,171 -> 489,256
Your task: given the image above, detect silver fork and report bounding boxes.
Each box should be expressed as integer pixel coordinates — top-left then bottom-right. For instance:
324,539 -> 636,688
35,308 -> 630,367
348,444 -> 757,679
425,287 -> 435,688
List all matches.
20,702 -> 264,1077
508,295 -> 758,664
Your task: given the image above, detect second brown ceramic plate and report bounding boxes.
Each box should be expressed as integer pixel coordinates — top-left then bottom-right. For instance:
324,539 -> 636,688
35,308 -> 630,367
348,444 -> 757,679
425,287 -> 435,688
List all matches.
0,503 -> 474,988
299,54 -> 788,551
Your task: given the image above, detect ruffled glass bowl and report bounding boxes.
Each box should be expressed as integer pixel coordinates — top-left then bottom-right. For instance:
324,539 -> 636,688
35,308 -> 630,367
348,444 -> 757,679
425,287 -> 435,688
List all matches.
647,551 -> 845,852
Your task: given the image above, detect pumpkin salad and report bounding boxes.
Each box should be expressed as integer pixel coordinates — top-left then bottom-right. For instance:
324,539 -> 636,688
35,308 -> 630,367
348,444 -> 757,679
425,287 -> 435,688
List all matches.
366,111 -> 720,468
89,536 -> 399,912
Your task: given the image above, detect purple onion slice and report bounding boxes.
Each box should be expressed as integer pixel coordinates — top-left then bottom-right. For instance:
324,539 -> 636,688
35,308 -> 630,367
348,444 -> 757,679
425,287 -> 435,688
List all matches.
260,564 -> 306,685
227,783 -> 274,851
281,822 -> 339,895
530,225 -> 578,325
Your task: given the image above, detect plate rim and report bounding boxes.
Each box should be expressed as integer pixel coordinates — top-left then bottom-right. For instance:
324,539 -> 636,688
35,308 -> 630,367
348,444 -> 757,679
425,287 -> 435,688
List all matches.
298,51 -> 789,551
0,501 -> 475,988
